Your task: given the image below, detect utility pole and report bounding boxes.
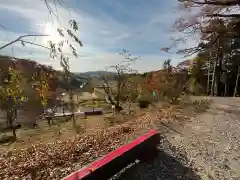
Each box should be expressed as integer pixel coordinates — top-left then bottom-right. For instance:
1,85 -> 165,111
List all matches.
234,66 -> 240,97
211,38 -> 220,96
207,51 -> 212,95
210,59 -> 217,96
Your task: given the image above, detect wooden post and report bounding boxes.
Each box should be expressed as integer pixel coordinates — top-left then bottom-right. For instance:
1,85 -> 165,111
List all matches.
112,104 -> 115,116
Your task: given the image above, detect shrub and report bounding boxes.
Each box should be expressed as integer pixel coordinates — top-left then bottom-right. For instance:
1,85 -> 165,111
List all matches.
136,95 -> 151,108
138,100 -> 150,108
0,135 -> 14,144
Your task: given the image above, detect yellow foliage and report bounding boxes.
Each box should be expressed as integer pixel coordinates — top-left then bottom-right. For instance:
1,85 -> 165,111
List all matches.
0,67 -> 24,109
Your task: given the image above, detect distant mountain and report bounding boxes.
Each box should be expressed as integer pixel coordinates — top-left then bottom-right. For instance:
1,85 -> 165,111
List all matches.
75,71 -> 116,78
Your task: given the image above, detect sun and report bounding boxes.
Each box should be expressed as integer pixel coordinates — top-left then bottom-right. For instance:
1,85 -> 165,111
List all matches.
42,22 -> 62,44
44,23 -> 54,36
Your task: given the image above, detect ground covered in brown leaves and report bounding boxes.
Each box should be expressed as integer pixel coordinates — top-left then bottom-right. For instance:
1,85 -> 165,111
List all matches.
0,106 -> 190,180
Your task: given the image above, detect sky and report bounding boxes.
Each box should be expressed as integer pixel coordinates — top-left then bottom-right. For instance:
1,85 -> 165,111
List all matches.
0,0 -> 198,73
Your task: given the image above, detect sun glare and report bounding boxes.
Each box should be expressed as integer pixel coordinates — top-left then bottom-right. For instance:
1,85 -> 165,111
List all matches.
44,23 -> 54,36
42,23 -> 62,44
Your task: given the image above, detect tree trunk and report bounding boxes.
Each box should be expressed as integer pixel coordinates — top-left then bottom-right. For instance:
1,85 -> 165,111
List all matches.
207,61 -> 211,95
107,94 -> 122,112
103,80 -> 123,112
216,52 -> 223,96
69,88 -> 76,129
233,66 -> 240,97
211,38 -> 223,96
116,81 -> 121,108
211,59 -> 217,96
7,107 -> 17,141
223,72 -> 228,97
47,117 -> 52,127
224,81 -> 228,97
12,126 -> 17,141
128,101 -> 132,109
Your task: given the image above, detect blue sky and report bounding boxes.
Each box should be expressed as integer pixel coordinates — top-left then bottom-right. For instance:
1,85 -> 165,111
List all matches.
0,0 -> 197,73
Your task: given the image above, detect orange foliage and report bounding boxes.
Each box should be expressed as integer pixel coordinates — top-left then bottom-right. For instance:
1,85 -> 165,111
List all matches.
0,56 -> 60,101
141,68 -> 189,98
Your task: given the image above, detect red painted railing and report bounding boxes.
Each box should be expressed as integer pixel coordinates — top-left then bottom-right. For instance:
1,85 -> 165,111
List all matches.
63,129 -> 159,180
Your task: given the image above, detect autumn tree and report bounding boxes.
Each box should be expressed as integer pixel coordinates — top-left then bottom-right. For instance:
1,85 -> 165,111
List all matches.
178,0 -> 240,18
188,55 -> 208,94
0,0 -> 83,90
0,67 -> 24,141
165,0 -> 240,56
31,68 -> 52,125
195,18 -> 239,96
102,50 -> 139,111
162,0 -> 240,96
163,58 -> 172,72
143,59 -> 189,101
0,1 -> 83,129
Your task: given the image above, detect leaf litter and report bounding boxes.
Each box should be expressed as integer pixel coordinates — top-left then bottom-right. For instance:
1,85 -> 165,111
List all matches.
0,107 -> 188,180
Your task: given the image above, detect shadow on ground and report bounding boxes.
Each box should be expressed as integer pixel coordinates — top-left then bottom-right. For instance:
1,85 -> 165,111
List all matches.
115,151 -> 200,180
113,136 -> 201,180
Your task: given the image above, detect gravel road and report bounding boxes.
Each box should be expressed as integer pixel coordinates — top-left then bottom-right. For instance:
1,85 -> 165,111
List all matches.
116,97 -> 240,180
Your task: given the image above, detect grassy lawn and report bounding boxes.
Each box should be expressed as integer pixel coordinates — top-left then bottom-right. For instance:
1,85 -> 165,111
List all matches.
0,100 -> 142,151
0,114 -> 108,151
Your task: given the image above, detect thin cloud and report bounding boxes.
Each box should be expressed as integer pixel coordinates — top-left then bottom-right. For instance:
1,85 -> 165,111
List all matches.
0,0 -> 195,72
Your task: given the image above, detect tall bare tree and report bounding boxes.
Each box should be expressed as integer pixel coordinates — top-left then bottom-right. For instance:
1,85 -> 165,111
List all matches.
160,0 -> 240,96
102,49 -> 139,111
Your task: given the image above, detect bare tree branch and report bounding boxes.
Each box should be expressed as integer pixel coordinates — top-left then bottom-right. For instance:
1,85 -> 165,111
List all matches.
179,0 -> 240,6
101,50 -> 139,110
20,40 -> 50,50
44,0 -> 58,19
0,35 -> 48,50
208,14 -> 240,18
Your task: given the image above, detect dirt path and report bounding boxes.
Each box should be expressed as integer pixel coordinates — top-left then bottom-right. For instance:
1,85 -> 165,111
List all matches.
117,97 -> 240,180
164,97 -> 240,180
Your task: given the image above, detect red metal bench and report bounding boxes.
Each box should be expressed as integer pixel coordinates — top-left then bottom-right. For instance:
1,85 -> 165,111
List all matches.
63,129 -> 160,180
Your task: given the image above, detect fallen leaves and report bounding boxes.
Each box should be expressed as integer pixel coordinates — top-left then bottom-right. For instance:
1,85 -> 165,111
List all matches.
0,106 -> 189,180
0,125 -> 135,179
